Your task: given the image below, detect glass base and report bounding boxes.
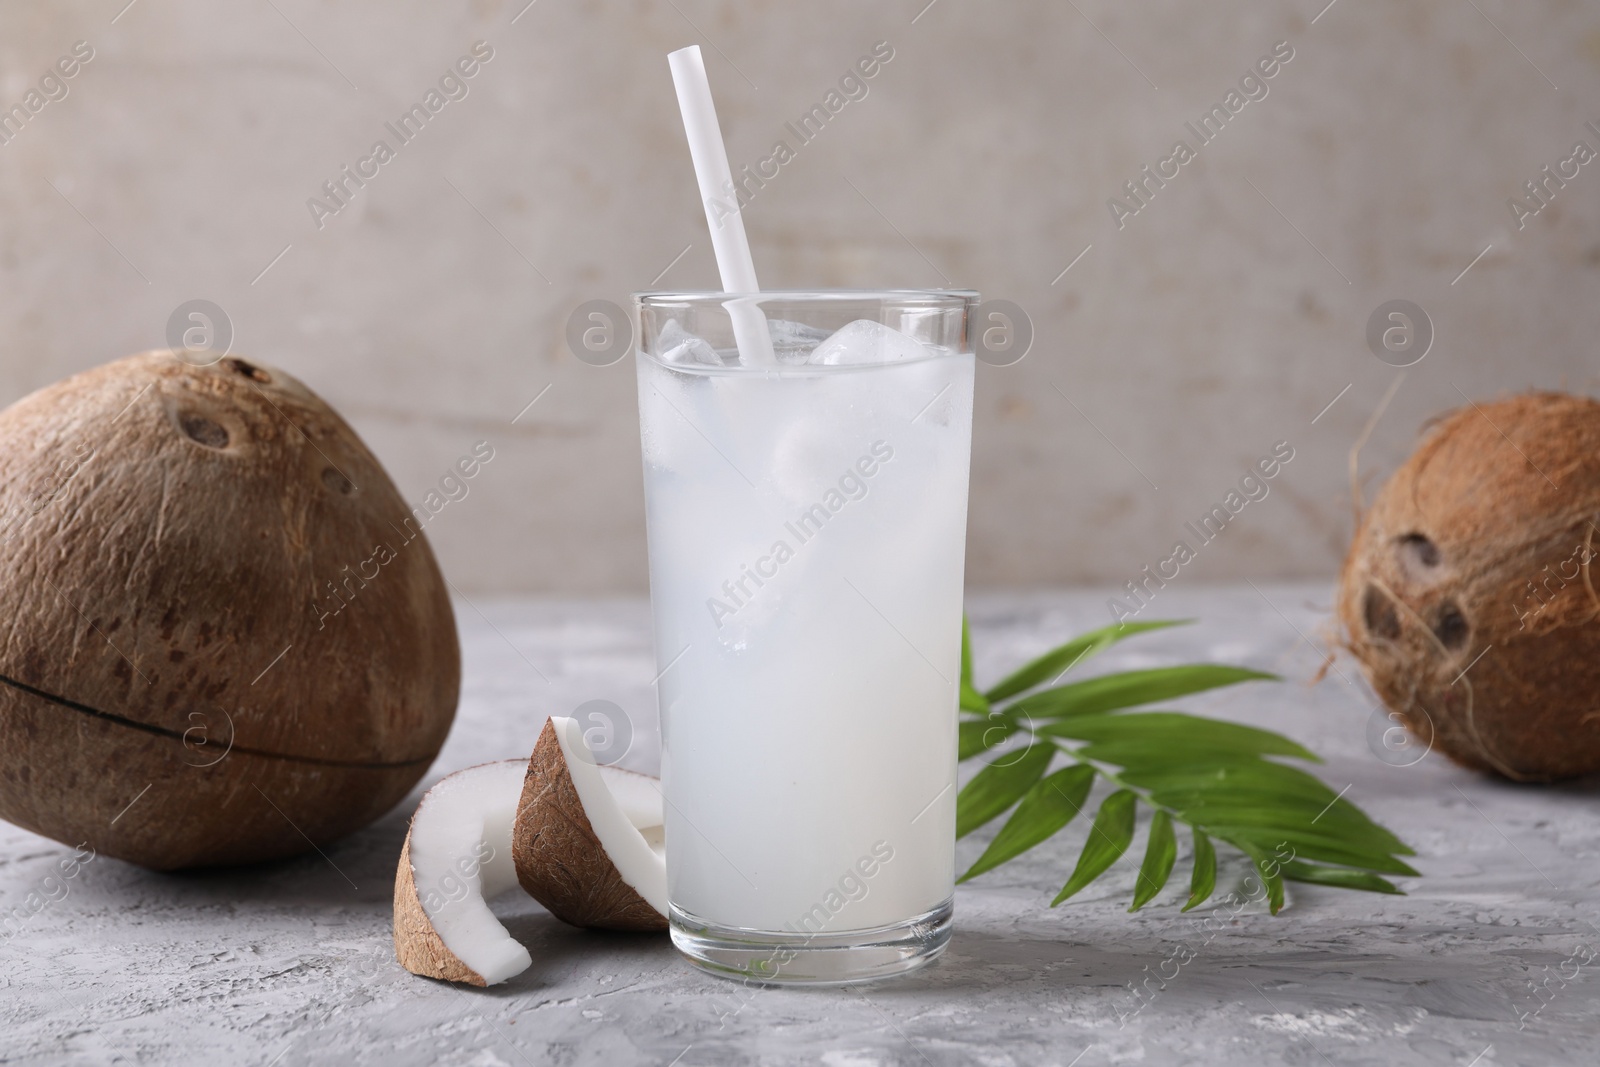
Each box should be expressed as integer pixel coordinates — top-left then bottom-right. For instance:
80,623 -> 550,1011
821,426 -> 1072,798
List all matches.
669,898 -> 952,986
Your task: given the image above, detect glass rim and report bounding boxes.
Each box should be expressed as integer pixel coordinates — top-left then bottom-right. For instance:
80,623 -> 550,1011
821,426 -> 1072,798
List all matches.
634,288 -> 979,308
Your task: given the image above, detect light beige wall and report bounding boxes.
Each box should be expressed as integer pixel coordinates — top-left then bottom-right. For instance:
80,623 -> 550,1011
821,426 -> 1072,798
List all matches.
2,0 -> 1597,595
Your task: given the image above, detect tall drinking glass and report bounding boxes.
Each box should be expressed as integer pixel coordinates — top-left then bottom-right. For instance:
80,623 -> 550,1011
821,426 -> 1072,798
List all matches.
634,290 -> 977,983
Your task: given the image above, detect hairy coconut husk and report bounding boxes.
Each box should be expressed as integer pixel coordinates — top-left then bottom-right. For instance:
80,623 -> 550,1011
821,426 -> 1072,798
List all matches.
0,351 -> 459,867
1337,391 -> 1600,781
512,719 -> 667,932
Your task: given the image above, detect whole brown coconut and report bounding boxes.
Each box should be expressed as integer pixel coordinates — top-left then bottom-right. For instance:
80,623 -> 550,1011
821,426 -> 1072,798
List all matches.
0,351 -> 459,867
1338,391 -> 1600,781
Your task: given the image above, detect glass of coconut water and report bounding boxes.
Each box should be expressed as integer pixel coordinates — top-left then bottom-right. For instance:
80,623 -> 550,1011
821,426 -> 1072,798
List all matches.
634,290 -> 976,983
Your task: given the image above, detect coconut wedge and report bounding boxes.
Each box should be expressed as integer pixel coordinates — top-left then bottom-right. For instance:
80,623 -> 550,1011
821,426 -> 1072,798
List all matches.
513,716 -> 668,931
393,760 -> 533,986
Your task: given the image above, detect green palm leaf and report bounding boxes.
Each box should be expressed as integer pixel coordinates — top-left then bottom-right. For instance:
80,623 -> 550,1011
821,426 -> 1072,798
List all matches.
1183,828 -> 1217,911
1129,809 -> 1177,911
958,717 -> 1018,760
1281,861 -> 1402,895
984,620 -> 1188,704
955,615 -> 1416,914
961,615 -> 974,687
1052,789 -> 1137,905
1243,844 -> 1287,915
1007,665 -> 1277,720
1040,711 -> 1319,762
955,740 -> 1054,838
1204,826 -> 1420,877
959,765 -> 1095,882
960,616 -> 989,713
1165,801 -> 1412,856
1120,759 -> 1346,807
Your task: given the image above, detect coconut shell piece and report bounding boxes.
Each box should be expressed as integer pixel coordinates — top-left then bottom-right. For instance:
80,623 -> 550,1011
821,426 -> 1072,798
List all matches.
0,351 -> 459,867
1338,391 -> 1600,781
392,759 -> 532,986
513,718 -> 667,932
393,836 -> 487,986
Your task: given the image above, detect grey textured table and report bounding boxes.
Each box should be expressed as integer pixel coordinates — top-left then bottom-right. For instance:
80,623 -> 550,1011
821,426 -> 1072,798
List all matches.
3,584 -> 1597,1066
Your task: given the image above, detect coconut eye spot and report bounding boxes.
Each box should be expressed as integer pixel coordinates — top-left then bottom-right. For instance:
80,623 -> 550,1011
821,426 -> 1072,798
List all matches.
179,412 -> 229,449
321,467 -> 354,495
1434,602 -> 1470,651
225,357 -> 272,384
1395,532 -> 1447,586
1363,584 -> 1402,641
1401,531 -> 1440,566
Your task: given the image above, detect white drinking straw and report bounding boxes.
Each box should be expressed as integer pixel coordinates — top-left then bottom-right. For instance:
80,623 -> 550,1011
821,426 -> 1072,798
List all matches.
667,45 -> 777,366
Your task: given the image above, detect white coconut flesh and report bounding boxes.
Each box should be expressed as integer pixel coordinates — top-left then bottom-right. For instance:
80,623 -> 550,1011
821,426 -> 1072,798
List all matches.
407,760 -> 533,985
549,716 -> 668,915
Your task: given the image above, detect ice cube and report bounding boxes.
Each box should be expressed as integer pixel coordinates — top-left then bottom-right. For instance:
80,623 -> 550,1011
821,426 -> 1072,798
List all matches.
809,319 -> 930,366
766,318 -> 832,365
656,319 -> 724,366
